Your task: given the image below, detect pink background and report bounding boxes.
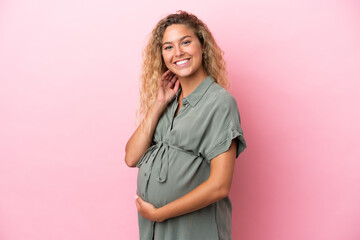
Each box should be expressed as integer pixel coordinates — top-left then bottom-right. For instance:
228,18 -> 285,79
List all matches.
1,0 -> 359,239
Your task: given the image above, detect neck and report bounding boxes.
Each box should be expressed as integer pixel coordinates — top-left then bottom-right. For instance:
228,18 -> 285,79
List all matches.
178,68 -> 208,98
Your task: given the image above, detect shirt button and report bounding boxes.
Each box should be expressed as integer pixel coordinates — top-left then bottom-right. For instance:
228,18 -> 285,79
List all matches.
144,172 -> 147,176
165,138 -> 169,142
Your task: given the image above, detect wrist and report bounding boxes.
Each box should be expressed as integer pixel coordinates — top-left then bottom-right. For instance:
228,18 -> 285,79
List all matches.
155,206 -> 167,223
152,100 -> 168,115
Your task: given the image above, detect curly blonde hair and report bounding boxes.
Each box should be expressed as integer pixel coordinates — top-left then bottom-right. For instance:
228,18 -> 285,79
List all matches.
137,10 -> 229,121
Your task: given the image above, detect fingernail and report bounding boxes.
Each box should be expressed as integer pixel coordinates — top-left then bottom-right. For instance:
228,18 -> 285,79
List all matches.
135,195 -> 139,199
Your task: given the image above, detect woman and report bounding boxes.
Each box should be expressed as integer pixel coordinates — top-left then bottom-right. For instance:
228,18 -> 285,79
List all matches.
125,10 -> 247,240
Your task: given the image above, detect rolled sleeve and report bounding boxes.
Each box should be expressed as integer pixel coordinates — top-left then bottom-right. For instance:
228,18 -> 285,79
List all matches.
200,93 -> 247,163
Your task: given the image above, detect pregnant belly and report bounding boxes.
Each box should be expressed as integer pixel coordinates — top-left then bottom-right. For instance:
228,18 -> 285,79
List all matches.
137,152 -> 209,208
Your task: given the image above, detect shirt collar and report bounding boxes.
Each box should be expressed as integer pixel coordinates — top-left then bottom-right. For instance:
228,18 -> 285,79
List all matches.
175,76 -> 215,107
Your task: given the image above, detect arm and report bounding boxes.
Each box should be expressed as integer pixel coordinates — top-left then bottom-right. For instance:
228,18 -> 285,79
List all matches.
124,102 -> 166,167
125,71 -> 179,167
136,139 -> 237,222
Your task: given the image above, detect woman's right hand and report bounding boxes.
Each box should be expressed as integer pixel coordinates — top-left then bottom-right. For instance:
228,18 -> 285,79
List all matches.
125,70 -> 180,167
156,70 -> 180,105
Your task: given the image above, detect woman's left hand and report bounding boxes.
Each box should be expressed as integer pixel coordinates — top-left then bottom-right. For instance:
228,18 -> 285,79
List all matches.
135,195 -> 164,222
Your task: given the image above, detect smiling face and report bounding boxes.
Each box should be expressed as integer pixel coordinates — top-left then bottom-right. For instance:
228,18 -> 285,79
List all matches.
161,24 -> 205,80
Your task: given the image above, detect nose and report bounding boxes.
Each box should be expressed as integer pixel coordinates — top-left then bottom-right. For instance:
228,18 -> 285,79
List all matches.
174,45 -> 184,57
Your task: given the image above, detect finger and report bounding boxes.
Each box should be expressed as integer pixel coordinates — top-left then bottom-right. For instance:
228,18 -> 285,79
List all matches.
166,75 -> 177,88
170,74 -> 177,83
161,70 -> 172,81
159,71 -> 170,85
173,78 -> 180,92
163,74 -> 173,84
135,199 -> 141,210
170,73 -> 178,82
165,70 -> 176,79
162,69 -> 171,77
165,78 -> 173,88
135,199 -> 139,210
137,196 -> 143,203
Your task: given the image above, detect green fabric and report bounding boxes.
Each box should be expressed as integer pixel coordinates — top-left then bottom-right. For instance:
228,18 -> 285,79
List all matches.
136,76 -> 247,240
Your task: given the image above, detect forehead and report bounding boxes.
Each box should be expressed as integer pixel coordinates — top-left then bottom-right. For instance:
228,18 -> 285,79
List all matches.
162,24 -> 196,43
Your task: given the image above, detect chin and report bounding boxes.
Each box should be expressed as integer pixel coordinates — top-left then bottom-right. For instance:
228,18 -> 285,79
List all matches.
173,70 -> 194,78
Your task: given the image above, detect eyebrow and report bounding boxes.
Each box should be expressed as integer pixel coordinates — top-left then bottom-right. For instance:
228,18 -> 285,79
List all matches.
162,35 -> 192,46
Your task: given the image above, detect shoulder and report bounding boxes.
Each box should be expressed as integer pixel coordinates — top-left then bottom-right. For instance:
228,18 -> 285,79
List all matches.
205,82 -> 239,111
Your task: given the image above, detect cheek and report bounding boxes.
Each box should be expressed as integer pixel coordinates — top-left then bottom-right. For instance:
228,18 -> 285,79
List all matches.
191,46 -> 203,60
162,54 -> 171,67
193,50 -> 203,64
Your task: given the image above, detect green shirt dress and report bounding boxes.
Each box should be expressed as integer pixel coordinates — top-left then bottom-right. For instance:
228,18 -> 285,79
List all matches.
136,76 -> 247,240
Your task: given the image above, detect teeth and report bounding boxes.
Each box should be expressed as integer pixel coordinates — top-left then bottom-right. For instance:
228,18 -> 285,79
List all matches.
175,59 -> 189,65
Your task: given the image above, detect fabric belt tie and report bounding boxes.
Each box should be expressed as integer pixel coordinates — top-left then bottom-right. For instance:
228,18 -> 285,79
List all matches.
156,141 -> 169,183
140,140 -> 199,184
142,140 -> 170,183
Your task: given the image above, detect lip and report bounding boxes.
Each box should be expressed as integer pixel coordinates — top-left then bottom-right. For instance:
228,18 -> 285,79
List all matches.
173,58 -> 191,67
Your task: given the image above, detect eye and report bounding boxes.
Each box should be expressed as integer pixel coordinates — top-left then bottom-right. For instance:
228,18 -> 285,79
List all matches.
163,45 -> 172,50
183,40 -> 191,45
